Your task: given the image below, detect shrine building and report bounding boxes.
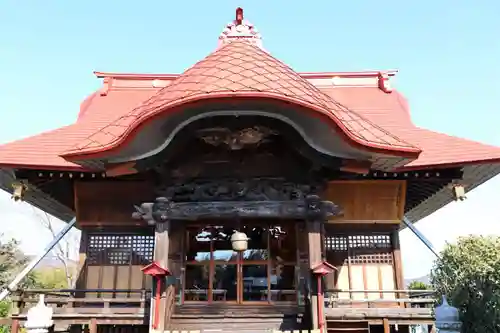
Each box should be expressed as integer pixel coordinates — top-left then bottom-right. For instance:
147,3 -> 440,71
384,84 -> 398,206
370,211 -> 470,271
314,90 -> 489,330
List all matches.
1,7 -> 500,333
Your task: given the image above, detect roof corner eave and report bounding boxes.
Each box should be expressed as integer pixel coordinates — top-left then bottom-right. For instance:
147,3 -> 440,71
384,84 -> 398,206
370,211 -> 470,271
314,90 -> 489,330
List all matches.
0,168 -> 75,223
403,162 -> 500,226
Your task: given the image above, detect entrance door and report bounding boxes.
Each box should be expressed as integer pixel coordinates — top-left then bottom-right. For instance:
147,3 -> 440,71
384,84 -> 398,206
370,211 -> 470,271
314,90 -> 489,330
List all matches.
183,222 -> 298,304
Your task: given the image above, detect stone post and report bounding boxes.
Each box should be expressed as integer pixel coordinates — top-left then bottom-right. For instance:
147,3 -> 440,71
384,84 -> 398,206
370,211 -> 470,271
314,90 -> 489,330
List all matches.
24,294 -> 53,333
435,295 -> 462,333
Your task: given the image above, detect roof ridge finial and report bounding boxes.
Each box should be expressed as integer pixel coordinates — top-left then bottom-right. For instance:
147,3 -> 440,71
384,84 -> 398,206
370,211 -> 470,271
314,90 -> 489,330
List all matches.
218,7 -> 263,49
236,7 -> 243,25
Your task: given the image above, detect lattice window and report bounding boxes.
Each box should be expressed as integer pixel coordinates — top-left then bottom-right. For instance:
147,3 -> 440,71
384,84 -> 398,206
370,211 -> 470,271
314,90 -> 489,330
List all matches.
349,234 -> 391,249
349,234 -> 392,264
350,252 -> 393,264
324,236 -> 348,251
87,234 -> 155,265
324,234 -> 393,264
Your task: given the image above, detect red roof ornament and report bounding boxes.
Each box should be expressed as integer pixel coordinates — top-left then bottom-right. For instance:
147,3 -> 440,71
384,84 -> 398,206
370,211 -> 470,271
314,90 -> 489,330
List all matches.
218,7 -> 263,49
141,261 -> 170,277
378,72 -> 393,93
312,261 -> 337,276
236,7 -> 243,25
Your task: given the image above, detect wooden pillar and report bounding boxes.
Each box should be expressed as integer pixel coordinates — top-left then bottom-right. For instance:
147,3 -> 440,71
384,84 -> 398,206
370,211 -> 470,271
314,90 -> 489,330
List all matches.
383,318 -> 390,333
307,220 -> 322,330
391,230 -> 405,304
10,319 -> 19,333
88,318 -> 97,333
74,229 -> 88,290
152,221 -> 170,332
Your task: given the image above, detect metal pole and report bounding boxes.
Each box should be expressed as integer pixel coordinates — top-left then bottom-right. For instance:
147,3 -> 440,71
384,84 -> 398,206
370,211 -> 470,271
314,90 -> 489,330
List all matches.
402,216 -> 440,259
0,216 -> 77,301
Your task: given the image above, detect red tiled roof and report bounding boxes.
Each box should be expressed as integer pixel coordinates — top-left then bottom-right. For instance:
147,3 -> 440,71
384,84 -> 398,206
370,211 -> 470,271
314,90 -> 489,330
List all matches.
0,45 -> 499,170
61,41 -> 421,160
0,89 -> 158,170
322,87 -> 500,169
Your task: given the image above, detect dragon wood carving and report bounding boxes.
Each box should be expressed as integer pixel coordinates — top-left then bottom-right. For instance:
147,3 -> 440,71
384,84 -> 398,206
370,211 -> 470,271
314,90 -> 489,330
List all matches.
133,179 -> 342,225
156,178 -> 321,202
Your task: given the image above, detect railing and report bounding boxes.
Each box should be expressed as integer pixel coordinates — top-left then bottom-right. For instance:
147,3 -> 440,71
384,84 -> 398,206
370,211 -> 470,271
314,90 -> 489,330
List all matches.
324,289 -> 436,309
10,289 -> 151,320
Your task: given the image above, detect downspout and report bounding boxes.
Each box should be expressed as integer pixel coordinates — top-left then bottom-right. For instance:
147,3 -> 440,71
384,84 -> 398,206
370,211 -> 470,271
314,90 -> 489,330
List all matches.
0,216 -> 77,301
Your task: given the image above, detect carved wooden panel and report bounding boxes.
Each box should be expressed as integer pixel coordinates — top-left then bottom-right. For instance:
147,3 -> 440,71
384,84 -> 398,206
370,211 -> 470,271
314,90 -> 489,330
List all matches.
75,180 -> 155,226
324,181 -> 406,223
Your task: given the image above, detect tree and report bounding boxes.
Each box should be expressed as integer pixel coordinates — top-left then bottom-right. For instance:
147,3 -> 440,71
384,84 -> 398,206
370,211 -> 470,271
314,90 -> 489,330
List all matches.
408,281 -> 431,290
407,280 -> 432,333
431,235 -> 500,333
35,268 -> 71,289
0,235 -> 40,333
0,236 -> 38,290
31,208 -> 80,287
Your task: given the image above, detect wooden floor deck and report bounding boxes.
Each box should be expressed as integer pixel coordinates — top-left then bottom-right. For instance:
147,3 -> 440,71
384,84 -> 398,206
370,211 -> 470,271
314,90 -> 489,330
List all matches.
325,307 -> 434,325
8,289 -> 435,329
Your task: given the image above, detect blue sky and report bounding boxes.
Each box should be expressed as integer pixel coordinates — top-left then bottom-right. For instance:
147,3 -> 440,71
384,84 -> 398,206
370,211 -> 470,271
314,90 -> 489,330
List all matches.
0,1 -> 499,278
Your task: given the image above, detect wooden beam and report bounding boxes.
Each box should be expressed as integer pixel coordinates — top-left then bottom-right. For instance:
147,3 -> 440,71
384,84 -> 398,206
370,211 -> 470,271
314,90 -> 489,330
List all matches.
105,161 -> 138,177
398,181 -> 407,220
340,159 -> 371,174
328,219 -> 401,224
139,196 -> 341,223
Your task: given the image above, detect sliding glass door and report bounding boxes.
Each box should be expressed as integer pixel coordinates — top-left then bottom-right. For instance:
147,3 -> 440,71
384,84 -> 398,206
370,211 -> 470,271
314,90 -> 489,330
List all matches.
183,222 -> 298,304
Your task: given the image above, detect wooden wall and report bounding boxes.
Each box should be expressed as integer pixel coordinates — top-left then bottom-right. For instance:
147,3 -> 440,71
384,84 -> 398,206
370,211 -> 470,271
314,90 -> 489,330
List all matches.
324,180 -> 406,223
74,180 -> 154,227
75,231 -> 155,297
322,180 -> 406,302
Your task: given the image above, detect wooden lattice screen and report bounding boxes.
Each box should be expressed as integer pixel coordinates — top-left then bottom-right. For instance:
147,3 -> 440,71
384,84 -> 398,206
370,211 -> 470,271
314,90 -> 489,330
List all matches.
87,234 -> 155,265
325,234 -> 393,264
80,231 -> 155,297
324,232 -> 396,301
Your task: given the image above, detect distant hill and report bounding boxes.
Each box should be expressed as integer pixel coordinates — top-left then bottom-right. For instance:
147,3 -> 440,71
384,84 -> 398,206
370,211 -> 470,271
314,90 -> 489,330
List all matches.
404,275 -> 431,287
27,255 -> 78,270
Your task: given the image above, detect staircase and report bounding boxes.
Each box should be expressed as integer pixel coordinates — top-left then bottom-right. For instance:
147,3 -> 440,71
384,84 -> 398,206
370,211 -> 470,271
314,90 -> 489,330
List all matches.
326,320 -> 370,333
168,304 -> 305,332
